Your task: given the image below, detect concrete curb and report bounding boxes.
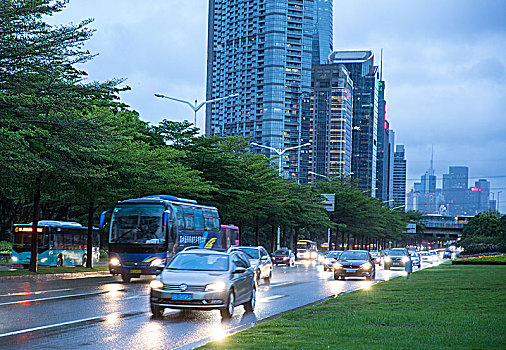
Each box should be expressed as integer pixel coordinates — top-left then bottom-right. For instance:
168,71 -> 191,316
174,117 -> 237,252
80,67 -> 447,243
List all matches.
0,270 -> 112,283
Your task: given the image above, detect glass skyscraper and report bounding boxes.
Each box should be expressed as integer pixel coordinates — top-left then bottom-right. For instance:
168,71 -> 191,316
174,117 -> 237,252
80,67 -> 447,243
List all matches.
393,145 -> 407,209
206,0 -> 332,182
328,51 -> 379,196
310,63 -> 353,181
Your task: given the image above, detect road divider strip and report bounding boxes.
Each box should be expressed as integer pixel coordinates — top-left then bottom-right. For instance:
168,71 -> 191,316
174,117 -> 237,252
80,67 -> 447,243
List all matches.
0,312 -> 121,338
0,290 -> 107,307
260,295 -> 287,302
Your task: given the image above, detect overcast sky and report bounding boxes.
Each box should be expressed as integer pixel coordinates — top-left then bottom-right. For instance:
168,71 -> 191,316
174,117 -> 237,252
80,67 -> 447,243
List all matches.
48,0 -> 506,213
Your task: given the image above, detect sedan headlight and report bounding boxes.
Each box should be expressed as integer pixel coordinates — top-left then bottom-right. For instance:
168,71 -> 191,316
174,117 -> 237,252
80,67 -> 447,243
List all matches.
384,256 -> 391,263
150,279 -> 164,290
205,281 -> 226,292
361,262 -> 372,270
110,257 -> 121,266
150,258 -> 165,266
323,258 -> 330,265
401,256 -> 410,263
333,262 -> 342,269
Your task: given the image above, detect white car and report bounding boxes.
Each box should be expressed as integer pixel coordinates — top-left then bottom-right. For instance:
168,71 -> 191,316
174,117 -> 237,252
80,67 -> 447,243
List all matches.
228,246 -> 273,284
419,251 -> 433,264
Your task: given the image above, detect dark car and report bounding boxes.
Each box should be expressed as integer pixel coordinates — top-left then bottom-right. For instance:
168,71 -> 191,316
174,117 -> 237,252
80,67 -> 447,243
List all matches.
333,250 -> 375,281
443,250 -> 452,259
271,248 -> 295,266
384,248 -> 410,270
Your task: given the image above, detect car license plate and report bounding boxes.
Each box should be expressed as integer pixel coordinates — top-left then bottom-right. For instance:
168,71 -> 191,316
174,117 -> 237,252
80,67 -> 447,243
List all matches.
393,263 -> 399,266
171,293 -> 192,301
130,269 -> 141,274
346,269 -> 356,273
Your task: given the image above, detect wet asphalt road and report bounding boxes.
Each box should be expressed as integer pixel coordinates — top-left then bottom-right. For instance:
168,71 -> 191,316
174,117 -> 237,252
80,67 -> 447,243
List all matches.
0,261 -> 417,349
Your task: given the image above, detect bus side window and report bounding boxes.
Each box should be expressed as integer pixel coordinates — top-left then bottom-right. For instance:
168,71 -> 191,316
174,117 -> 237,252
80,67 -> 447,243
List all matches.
183,206 -> 195,230
63,233 -> 73,250
173,205 -> 185,230
194,208 -> 204,231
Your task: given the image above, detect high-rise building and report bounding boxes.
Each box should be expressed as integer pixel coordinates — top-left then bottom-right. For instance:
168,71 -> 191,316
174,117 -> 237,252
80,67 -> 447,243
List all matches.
393,145 -> 406,208
443,166 -> 468,215
387,129 -> 395,202
309,64 -> 353,181
376,80 -> 389,201
328,51 -> 379,196
206,0 -> 333,183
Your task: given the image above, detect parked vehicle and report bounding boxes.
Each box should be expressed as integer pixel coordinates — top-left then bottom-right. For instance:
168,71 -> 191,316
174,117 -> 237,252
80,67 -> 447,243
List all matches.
443,250 -> 452,259
333,250 -> 376,281
228,246 -> 273,284
149,248 -> 255,319
271,248 -> 295,266
384,248 -> 410,270
322,251 -> 342,271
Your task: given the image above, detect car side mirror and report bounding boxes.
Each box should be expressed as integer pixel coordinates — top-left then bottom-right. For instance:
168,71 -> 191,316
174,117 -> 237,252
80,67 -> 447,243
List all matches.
233,267 -> 246,274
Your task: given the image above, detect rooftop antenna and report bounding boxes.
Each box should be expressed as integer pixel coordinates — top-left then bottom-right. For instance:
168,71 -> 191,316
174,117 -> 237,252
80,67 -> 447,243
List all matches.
380,48 -> 383,81
430,144 -> 434,175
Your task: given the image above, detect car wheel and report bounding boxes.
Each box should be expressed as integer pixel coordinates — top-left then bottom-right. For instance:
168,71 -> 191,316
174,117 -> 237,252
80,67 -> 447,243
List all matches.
384,265 -> 390,270
333,272 -> 340,280
56,256 -> 63,267
150,304 -> 164,318
244,286 -> 256,312
264,270 -> 272,283
121,273 -> 131,283
220,290 -> 235,319
256,270 -> 261,285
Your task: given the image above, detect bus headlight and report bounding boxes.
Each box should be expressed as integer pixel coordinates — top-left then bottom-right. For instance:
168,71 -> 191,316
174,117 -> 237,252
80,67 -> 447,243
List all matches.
205,282 -> 226,292
150,279 -> 164,290
310,252 -> 317,259
151,258 -> 165,266
11,256 -> 18,262
361,262 -> 372,270
110,257 -> 121,266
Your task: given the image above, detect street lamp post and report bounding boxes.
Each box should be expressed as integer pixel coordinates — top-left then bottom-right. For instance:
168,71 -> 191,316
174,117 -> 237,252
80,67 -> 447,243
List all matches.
250,142 -> 310,250
251,142 -> 310,177
154,93 -> 239,127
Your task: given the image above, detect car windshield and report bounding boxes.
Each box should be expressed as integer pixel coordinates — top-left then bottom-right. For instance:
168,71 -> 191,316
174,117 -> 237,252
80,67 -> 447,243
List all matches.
234,247 -> 259,259
274,250 -> 289,256
340,251 -> 369,260
370,252 -> 380,257
167,253 -> 229,271
420,252 -> 429,256
388,250 -> 407,256
327,251 -> 341,258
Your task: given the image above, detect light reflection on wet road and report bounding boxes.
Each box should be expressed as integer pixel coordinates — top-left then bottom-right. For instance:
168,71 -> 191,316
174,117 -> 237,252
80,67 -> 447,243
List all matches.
0,261 -> 424,349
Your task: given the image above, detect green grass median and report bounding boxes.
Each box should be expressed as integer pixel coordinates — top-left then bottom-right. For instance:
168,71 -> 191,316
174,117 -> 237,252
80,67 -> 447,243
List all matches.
0,266 -> 109,277
203,264 -> 506,349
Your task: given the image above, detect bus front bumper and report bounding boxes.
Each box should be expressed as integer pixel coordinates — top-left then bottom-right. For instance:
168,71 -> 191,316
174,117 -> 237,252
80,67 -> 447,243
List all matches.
109,265 -> 162,276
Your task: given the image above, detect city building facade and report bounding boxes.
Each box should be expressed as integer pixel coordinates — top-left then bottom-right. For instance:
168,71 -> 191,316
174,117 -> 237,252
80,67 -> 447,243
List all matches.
328,51 -> 379,196
206,0 -> 332,183
393,145 -> 407,208
309,64 -> 353,181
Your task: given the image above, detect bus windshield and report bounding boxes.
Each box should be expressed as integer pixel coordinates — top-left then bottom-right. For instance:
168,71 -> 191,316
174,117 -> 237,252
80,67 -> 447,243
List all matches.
13,228 -> 48,253
110,204 -> 165,244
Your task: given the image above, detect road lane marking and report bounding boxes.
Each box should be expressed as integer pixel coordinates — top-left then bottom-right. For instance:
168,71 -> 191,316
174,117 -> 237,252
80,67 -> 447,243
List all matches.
0,312 -> 121,338
260,294 -> 287,302
121,294 -> 147,300
262,282 -> 293,288
0,288 -> 73,298
0,290 -> 107,306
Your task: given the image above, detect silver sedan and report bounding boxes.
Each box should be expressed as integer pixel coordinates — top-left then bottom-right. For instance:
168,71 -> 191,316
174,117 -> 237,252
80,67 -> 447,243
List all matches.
149,249 -> 256,319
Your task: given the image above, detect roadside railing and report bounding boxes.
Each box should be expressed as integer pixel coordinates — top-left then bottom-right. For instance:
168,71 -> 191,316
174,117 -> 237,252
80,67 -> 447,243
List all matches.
0,253 -> 11,263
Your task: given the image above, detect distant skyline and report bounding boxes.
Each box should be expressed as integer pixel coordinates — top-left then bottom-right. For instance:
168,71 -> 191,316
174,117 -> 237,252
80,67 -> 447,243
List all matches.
47,0 -> 506,213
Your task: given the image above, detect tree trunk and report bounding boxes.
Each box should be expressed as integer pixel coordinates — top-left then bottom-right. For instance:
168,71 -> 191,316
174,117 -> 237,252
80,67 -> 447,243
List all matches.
270,224 -> 276,252
29,174 -> 42,272
255,216 -> 260,246
346,232 -> 350,250
342,230 -> 345,250
86,199 -> 95,268
294,227 -> 299,253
